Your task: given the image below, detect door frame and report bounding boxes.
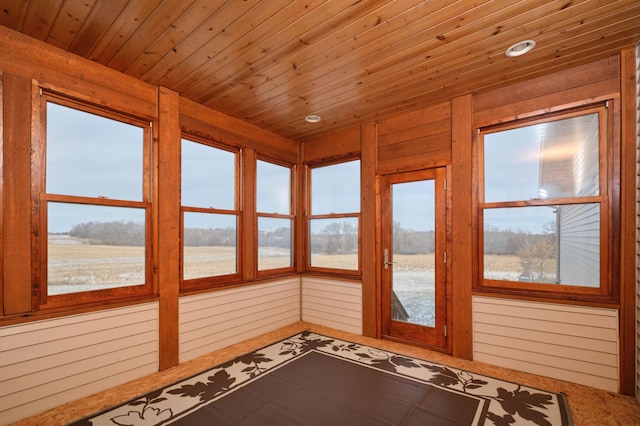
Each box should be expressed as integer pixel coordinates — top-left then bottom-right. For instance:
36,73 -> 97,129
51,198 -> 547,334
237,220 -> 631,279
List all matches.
378,167 -> 451,352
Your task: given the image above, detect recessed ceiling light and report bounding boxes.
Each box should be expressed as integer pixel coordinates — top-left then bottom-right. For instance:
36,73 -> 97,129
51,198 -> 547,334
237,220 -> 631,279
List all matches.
505,39 -> 536,57
305,114 -> 321,123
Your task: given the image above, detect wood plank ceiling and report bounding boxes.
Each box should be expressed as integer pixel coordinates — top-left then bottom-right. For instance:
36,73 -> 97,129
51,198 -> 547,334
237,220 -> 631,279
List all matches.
1,0 -> 639,142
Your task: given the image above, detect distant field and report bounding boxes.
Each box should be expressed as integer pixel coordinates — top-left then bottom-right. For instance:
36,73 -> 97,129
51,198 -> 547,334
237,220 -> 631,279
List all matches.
48,235 -> 541,291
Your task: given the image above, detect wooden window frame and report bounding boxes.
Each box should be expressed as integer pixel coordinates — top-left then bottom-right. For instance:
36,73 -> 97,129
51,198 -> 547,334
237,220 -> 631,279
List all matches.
474,102 -> 618,303
34,91 -> 154,310
180,134 -> 242,291
304,158 -> 361,277
255,155 -> 296,278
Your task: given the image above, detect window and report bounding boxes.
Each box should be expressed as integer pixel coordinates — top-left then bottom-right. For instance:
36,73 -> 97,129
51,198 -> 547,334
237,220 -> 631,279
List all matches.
181,137 -> 240,288
40,95 -> 152,304
256,159 -> 294,273
477,105 -> 613,299
307,159 -> 360,273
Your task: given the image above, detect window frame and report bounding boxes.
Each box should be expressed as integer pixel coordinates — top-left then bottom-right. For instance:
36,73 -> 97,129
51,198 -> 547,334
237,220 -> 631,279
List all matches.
474,102 -> 617,302
180,134 -> 242,291
305,158 -> 361,277
35,91 -> 154,309
255,155 -> 296,278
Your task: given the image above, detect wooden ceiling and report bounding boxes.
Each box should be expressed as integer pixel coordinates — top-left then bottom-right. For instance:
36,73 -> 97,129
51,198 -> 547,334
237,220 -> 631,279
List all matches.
1,0 -> 639,142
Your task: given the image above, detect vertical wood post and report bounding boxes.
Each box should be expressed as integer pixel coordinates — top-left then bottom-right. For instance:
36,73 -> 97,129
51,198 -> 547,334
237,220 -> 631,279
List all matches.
618,47 -> 637,396
361,122 -> 377,337
157,87 -> 180,370
3,74 -> 33,315
451,94 -> 474,359
242,149 -> 257,281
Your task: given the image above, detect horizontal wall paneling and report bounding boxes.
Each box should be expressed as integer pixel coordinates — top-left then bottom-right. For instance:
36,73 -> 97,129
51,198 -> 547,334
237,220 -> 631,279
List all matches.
472,296 -> 619,392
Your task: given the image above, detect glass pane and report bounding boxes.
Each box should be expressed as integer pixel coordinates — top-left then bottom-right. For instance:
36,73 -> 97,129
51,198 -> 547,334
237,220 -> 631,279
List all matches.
48,202 -> 145,295
46,102 -> 144,200
258,217 -> 292,270
309,218 -> 358,270
391,181 -> 435,327
257,160 -> 290,214
483,205 -> 599,287
183,212 -> 237,279
311,160 -> 360,214
484,113 -> 599,202
182,139 -> 235,209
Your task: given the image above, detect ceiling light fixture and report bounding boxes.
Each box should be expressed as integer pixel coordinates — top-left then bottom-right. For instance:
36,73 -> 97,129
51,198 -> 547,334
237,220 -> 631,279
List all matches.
305,114 -> 321,123
505,39 -> 536,57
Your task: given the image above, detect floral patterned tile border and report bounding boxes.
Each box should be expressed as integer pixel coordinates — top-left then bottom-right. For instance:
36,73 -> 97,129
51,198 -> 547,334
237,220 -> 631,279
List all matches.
71,331 -> 572,426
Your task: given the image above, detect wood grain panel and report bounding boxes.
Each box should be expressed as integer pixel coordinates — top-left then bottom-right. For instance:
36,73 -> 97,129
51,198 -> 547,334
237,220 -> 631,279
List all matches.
0,26 -> 156,119
474,57 -> 620,126
376,101 -> 452,175
473,296 -> 619,392
302,126 -> 361,164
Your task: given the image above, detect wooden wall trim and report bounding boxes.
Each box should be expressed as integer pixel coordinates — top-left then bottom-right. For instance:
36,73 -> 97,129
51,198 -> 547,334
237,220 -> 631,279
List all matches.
0,26 -> 156,119
473,56 -> 620,128
450,94 -> 473,359
157,87 -> 180,370
179,97 -> 297,163
2,74 -> 32,315
618,47 -> 637,396
301,126 -> 361,164
360,123 -> 377,337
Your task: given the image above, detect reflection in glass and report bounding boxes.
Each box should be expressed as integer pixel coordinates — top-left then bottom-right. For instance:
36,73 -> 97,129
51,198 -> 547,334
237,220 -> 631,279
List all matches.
46,102 -> 144,201
391,180 -> 435,327
181,139 -> 235,209
309,218 -> 358,270
311,160 -> 360,215
484,113 -> 599,203
183,212 -> 237,279
47,202 -> 145,295
483,205 -> 599,287
257,161 -> 290,214
258,217 -> 292,270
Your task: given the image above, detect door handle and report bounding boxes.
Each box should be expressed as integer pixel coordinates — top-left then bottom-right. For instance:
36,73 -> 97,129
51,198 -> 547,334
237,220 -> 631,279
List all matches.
384,248 -> 397,270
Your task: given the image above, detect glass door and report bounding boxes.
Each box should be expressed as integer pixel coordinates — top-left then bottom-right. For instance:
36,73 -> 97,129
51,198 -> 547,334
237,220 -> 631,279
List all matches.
380,168 -> 447,349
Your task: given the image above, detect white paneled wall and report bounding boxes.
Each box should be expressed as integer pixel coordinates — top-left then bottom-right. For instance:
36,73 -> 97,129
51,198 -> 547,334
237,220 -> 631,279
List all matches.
473,296 -> 619,392
179,277 -> 301,363
301,276 -> 362,335
0,303 -> 159,425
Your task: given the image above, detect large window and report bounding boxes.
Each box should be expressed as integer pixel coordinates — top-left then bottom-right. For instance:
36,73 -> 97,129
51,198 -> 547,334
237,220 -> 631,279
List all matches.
477,105 -> 613,299
256,159 -> 294,273
181,137 -> 240,288
40,95 -> 152,304
307,159 -> 360,273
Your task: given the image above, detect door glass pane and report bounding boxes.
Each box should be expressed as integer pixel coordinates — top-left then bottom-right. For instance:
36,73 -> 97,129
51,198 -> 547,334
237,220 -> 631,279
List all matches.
48,202 -> 145,295
391,180 -> 435,327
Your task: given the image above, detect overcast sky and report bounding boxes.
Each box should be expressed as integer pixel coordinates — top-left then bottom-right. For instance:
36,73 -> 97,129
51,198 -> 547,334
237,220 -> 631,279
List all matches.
47,103 -> 555,235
